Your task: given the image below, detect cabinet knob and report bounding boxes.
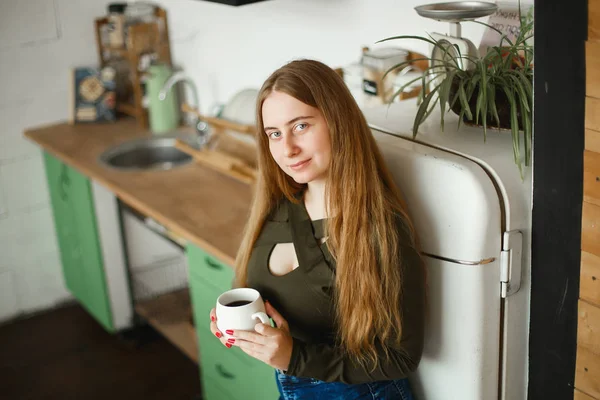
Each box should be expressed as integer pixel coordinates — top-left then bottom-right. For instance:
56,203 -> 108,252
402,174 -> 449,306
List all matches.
205,257 -> 223,270
216,363 -> 235,379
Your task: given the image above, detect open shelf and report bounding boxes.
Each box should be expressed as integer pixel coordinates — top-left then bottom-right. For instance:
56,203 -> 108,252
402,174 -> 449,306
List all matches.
135,288 -> 198,363
117,102 -> 137,116
95,7 -> 172,128
101,45 -> 129,57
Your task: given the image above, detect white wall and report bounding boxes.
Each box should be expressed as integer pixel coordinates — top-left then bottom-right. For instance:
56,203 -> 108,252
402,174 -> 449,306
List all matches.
0,0 -> 116,322
159,0 -> 485,113
0,0 -> 486,322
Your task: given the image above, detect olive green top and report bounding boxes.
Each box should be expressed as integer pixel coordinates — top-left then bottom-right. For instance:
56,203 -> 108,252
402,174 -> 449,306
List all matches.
246,196 -> 425,385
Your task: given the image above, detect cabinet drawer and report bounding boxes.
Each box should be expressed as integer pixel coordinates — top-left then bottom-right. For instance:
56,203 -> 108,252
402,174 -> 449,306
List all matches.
199,333 -> 279,400
197,324 -> 252,365
187,244 -> 235,292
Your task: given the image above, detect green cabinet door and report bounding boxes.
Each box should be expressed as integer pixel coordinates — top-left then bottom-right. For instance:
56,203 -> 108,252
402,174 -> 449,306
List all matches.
44,152 -> 114,332
44,154 -> 83,300
186,244 -> 280,400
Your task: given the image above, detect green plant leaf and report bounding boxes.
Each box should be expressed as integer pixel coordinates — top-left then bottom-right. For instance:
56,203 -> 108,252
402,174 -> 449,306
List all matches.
487,83 -> 501,128
513,70 -> 533,98
377,0 -> 533,179
458,81 -> 473,121
475,62 -> 488,129
376,35 -> 438,46
471,20 -> 516,47
502,86 -> 524,178
438,70 -> 456,131
412,85 -> 440,138
509,74 -> 531,114
457,109 -> 465,129
388,72 -> 439,103
519,89 -> 532,166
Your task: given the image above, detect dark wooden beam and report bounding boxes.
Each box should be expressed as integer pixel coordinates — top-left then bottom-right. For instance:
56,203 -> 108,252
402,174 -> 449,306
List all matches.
529,0 -> 587,398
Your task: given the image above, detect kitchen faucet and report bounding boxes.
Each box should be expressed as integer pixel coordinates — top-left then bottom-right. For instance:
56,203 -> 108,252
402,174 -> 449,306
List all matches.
158,72 -> 210,148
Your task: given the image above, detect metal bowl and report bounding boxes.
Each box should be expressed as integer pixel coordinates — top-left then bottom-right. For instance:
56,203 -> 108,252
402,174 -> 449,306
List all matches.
415,1 -> 498,22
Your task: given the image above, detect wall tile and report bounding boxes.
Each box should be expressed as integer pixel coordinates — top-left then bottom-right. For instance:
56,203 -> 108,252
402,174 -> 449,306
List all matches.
15,250 -> 69,312
0,215 -> 24,269
0,0 -> 114,319
0,101 -> 40,162
1,155 -> 49,214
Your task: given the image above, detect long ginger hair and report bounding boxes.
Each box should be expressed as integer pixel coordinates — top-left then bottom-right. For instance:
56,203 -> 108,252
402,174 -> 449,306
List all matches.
235,59 -> 419,365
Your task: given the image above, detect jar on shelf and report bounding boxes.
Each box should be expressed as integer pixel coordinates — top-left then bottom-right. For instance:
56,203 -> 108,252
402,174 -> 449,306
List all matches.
125,2 -> 156,25
124,2 -> 157,48
105,57 -> 133,104
106,3 -> 127,48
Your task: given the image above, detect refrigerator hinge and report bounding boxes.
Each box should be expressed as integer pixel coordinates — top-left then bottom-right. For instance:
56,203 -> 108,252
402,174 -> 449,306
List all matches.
500,230 -> 523,298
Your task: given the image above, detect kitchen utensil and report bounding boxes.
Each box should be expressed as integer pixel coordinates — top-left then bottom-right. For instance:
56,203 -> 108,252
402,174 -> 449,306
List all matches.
415,1 -> 497,77
220,88 -> 259,126
415,1 -> 498,21
175,139 -> 256,185
216,288 -> 270,339
146,64 -> 180,134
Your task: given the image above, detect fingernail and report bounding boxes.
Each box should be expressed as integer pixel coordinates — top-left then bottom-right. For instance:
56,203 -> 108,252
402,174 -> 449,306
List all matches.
225,343 -> 232,348
227,338 -> 235,344
225,329 -> 234,335
215,332 -> 222,338
211,316 -> 215,322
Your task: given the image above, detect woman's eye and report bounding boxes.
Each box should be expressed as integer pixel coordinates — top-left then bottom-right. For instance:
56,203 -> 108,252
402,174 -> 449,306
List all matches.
295,123 -> 307,132
268,131 -> 281,139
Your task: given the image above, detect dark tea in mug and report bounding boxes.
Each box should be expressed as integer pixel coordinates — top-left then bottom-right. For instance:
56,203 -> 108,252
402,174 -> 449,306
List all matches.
225,300 -> 252,307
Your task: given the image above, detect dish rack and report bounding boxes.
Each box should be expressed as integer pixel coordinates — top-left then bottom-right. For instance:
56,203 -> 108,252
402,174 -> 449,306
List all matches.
122,203 -> 197,361
131,255 -> 189,302
177,103 -> 259,185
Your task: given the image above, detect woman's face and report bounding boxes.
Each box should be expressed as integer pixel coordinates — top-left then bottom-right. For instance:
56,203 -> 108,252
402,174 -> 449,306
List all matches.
262,90 -> 332,185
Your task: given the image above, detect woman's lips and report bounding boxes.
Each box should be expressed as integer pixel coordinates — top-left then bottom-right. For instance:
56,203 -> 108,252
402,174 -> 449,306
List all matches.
289,159 -> 311,170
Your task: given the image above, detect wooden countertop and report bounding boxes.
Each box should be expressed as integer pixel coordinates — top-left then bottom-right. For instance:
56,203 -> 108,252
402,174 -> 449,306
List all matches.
24,119 -> 253,266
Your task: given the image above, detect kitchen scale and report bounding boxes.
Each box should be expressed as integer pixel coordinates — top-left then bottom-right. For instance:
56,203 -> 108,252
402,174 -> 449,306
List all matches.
415,1 -> 498,71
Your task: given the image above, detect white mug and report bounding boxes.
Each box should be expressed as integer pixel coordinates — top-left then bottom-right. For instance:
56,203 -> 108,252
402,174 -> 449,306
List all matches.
216,288 -> 270,338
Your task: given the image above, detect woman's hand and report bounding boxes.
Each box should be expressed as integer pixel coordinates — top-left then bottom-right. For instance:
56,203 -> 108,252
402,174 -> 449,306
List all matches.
209,308 -> 231,347
224,301 -> 293,371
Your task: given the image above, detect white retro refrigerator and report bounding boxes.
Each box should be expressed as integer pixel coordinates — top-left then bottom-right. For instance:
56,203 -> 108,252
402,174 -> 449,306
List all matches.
364,100 -> 532,400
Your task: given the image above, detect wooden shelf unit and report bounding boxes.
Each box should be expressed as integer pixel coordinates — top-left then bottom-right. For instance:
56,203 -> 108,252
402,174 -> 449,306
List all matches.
94,7 -> 172,128
135,289 -> 198,363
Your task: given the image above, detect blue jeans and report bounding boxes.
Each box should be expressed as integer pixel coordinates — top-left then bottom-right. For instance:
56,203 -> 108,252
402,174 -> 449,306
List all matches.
275,370 -> 415,400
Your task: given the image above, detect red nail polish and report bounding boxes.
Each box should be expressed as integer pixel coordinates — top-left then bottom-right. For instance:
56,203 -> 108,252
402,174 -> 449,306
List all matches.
225,329 -> 234,335
227,338 -> 235,344
225,343 -> 232,348
215,332 -> 222,338
211,316 -> 215,322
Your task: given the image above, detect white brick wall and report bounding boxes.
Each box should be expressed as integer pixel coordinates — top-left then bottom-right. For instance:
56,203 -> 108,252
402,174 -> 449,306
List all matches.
1,0 -> 486,323
0,0 -> 114,323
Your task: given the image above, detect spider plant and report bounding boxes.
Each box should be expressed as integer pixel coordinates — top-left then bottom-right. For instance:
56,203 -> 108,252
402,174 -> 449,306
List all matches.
377,8 -> 534,178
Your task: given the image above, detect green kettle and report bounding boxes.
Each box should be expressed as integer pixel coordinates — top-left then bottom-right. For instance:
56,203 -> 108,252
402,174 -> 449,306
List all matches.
146,64 -> 180,134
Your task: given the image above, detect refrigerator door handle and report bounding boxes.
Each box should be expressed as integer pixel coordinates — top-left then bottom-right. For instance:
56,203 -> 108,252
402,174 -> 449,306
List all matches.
500,230 -> 523,298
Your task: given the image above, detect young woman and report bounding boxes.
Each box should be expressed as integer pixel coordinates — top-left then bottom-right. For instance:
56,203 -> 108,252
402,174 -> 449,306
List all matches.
210,59 -> 426,399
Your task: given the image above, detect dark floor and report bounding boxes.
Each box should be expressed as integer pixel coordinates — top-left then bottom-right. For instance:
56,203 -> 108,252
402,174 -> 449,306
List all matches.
0,303 -> 202,400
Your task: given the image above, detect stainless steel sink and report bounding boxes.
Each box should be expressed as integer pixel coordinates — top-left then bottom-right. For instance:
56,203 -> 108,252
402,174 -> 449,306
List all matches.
99,134 -> 194,171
